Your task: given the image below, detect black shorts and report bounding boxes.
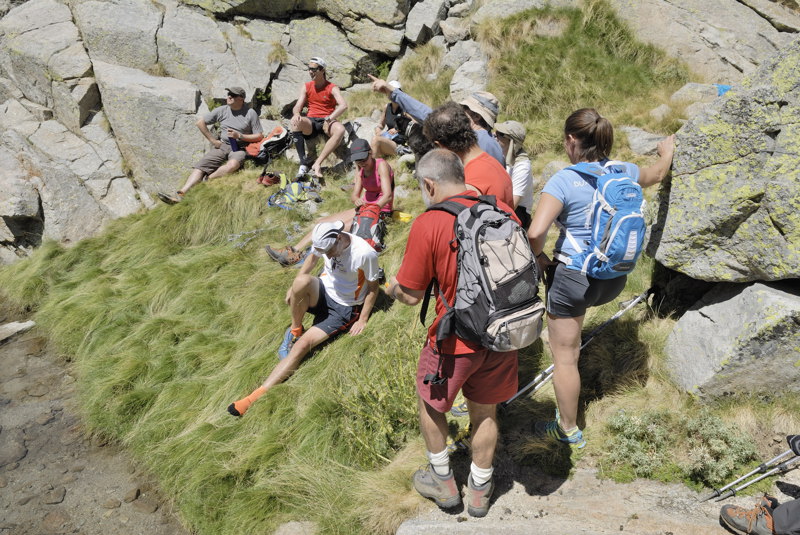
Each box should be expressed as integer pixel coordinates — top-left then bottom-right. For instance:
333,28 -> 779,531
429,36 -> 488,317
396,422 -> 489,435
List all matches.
308,279 -> 360,335
305,117 -> 327,138
545,262 -> 626,318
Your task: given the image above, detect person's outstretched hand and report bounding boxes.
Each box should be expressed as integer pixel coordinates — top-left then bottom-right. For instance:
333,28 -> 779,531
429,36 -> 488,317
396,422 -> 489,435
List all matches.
369,74 -> 393,96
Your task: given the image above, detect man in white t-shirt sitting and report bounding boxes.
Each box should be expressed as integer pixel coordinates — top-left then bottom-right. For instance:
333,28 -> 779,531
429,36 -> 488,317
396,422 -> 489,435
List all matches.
227,221 -> 380,417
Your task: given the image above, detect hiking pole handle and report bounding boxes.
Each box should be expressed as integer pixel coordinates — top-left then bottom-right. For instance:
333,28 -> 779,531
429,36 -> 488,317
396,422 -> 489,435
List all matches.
503,364 -> 554,407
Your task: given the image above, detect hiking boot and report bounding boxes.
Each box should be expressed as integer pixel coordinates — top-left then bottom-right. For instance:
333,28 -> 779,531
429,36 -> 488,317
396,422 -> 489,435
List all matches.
295,164 -> 308,179
412,464 -> 461,509
720,503 -> 775,535
265,245 -> 305,266
157,191 -> 183,205
395,145 -> 412,156
278,327 -> 301,360
534,420 -> 586,449
464,475 -> 494,517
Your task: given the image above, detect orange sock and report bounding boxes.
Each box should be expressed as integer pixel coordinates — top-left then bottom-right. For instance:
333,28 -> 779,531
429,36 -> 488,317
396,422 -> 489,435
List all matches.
227,386 -> 267,417
291,326 -> 304,338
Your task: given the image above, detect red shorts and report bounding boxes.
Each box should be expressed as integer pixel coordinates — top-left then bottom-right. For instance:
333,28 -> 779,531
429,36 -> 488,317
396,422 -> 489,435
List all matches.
416,342 -> 519,413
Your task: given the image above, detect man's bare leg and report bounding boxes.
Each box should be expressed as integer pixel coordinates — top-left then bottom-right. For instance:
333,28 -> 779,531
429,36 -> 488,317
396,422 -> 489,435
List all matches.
311,121 -> 345,177
178,168 -> 207,195
207,158 -> 241,180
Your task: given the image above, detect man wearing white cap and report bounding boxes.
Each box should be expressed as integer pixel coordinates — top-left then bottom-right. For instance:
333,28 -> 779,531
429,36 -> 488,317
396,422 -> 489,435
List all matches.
227,220 -> 380,417
290,56 -> 349,179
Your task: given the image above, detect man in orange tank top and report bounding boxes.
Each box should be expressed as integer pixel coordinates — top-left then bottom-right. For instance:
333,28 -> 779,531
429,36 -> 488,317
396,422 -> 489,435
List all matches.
290,57 -> 348,180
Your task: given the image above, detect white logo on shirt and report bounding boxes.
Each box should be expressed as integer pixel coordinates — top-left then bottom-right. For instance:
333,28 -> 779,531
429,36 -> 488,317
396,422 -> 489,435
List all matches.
573,180 -> 588,187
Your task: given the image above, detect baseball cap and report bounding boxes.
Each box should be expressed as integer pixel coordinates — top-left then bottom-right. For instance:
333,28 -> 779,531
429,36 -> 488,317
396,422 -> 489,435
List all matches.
226,86 -> 246,98
312,221 -> 344,255
389,80 -> 402,90
349,138 -> 371,162
460,91 -> 499,128
308,56 -> 326,68
494,120 -> 527,144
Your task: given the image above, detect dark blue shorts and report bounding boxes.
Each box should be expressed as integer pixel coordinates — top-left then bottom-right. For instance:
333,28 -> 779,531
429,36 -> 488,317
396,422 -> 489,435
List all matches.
308,278 -> 360,335
546,262 -> 626,318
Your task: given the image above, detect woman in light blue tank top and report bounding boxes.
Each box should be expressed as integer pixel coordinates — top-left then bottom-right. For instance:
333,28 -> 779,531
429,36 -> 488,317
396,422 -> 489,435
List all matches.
526,108 -> 675,448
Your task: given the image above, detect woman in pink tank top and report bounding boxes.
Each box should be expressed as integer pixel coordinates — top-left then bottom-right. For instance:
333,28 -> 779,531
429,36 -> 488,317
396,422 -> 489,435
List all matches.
264,139 -> 395,265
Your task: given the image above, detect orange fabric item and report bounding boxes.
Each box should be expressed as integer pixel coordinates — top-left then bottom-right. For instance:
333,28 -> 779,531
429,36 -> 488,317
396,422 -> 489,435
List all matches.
305,80 -> 337,118
464,152 -> 514,207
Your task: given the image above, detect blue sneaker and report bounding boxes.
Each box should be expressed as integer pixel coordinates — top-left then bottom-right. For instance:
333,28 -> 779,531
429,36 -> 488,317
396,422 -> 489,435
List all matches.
534,420 -> 586,448
278,327 -> 301,360
450,401 -> 469,417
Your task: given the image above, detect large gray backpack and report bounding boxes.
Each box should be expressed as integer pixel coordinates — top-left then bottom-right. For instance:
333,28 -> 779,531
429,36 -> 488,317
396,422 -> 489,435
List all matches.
420,195 -> 545,355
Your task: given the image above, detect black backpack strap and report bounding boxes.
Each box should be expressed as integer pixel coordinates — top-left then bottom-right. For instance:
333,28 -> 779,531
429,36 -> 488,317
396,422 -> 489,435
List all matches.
419,279 -> 437,326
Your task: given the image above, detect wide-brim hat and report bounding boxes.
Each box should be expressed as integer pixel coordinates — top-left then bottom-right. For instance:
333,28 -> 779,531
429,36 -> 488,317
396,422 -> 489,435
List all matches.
460,91 -> 499,128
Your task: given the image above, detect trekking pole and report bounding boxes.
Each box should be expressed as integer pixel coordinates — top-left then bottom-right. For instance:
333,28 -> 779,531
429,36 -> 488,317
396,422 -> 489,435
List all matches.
700,449 -> 795,501
503,287 -> 654,407
702,434 -> 800,501
713,454 -> 800,502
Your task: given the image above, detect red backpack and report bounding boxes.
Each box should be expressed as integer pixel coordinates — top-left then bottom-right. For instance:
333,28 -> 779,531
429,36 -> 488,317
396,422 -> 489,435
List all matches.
351,203 -> 387,252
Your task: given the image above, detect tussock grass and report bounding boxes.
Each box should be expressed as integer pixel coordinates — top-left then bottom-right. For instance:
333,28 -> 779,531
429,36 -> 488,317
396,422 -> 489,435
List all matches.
1,2 -> 797,534
475,0 -> 688,158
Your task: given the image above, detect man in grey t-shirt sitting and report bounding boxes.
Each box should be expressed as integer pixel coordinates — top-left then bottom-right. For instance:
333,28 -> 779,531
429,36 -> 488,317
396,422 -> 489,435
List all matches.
158,86 -> 263,204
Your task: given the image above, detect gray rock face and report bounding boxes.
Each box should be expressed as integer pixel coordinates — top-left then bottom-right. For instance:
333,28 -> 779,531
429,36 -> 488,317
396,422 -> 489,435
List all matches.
2,130 -> 109,246
405,0 -> 447,44
650,37 -> 800,282
666,282 -> 800,399
72,0 -> 162,71
619,126 -> 666,156
270,17 -> 370,110
471,0 -> 547,30
92,61 -> 205,198
670,82 -> 719,104
608,0 -> 797,82
441,39 -> 484,72
0,0 -> 95,131
449,59 -> 488,101
439,17 -> 469,44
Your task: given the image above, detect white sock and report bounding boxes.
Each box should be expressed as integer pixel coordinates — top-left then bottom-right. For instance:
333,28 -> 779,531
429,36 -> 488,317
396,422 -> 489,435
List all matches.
470,462 -> 494,486
427,449 -> 450,476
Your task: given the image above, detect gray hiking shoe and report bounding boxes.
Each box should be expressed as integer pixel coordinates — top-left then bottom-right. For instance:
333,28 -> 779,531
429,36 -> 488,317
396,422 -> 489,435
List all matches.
412,464 -> 460,509
719,503 -> 775,535
464,475 -> 494,518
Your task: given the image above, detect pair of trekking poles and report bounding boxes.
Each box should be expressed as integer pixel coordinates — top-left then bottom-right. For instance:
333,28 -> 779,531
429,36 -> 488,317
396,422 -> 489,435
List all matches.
700,435 -> 800,502
502,287 -> 654,407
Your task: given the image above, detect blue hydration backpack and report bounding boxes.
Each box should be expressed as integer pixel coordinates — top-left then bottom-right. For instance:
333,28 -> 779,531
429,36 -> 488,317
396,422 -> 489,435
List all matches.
557,161 -> 646,279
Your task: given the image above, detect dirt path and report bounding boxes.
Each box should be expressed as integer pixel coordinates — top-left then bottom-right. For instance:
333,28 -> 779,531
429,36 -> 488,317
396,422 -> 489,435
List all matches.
2,309 -> 798,535
0,311 -> 192,535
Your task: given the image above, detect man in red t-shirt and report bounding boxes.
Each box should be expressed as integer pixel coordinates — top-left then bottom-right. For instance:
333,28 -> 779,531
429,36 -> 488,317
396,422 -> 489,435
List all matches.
387,149 -> 519,518
290,56 -> 348,179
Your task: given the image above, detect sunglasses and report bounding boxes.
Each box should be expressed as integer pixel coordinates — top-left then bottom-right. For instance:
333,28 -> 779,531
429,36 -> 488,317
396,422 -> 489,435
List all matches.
354,157 -> 368,164
308,67 -> 321,72
227,93 -> 241,98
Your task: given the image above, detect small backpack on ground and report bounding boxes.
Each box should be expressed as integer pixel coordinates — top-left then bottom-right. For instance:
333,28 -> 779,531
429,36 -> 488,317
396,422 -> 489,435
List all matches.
350,203 -> 387,252
557,161 -> 646,279
420,195 -> 544,353
267,173 -> 321,210
248,125 -> 291,167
